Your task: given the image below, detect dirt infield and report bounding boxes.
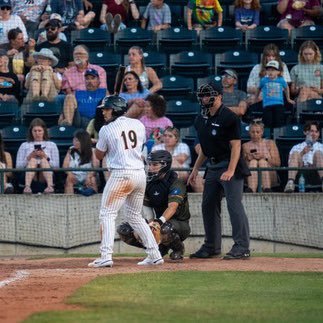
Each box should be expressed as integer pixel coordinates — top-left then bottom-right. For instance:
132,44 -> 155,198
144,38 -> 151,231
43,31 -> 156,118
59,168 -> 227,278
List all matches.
1,256 -> 323,323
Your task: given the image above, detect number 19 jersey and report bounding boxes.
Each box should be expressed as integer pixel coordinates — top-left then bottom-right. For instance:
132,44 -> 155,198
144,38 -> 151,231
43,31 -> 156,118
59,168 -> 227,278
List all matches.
97,116 -> 146,170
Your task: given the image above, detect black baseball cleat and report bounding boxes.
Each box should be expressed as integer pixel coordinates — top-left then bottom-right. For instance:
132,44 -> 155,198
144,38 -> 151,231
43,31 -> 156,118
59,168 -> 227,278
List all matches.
222,251 -> 251,260
189,248 -> 221,259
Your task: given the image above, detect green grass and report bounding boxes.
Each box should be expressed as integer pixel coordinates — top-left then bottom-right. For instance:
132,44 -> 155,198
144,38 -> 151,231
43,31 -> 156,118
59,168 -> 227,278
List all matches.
25,271 -> 323,323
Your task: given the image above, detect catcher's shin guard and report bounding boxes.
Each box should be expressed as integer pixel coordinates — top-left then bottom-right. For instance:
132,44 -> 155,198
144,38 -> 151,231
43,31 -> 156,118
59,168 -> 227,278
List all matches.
169,234 -> 185,260
117,222 -> 144,248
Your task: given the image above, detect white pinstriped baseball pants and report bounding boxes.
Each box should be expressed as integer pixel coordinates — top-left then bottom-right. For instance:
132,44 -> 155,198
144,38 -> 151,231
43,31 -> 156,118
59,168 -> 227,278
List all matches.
99,169 -> 161,260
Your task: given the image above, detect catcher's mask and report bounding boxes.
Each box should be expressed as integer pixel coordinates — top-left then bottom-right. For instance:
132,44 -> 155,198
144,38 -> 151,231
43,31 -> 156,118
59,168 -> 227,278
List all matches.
196,82 -> 222,117
147,150 -> 172,182
97,95 -> 128,117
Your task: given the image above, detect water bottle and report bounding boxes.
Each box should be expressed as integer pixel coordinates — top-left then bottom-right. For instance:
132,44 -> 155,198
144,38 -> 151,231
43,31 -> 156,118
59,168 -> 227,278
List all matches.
298,173 -> 305,193
0,81 -> 12,87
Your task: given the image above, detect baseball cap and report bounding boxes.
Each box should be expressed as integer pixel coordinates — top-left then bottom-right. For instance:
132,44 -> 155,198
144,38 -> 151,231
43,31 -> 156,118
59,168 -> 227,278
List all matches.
85,68 -> 99,77
45,18 -> 62,29
266,60 -> 280,70
0,0 -> 11,8
50,13 -> 62,22
222,69 -> 238,79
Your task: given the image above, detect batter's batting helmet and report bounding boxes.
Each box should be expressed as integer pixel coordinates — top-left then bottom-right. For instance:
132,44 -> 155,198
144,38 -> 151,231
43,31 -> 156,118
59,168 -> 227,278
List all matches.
98,95 -> 128,117
196,82 -> 222,117
147,150 -> 172,182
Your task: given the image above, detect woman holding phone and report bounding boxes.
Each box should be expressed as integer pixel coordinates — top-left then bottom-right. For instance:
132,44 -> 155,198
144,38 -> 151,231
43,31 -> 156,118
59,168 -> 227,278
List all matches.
242,120 -> 281,192
16,118 -> 60,194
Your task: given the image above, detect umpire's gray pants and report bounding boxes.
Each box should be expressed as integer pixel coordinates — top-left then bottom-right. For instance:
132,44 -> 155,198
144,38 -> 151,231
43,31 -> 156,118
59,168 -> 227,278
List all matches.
202,168 -> 250,254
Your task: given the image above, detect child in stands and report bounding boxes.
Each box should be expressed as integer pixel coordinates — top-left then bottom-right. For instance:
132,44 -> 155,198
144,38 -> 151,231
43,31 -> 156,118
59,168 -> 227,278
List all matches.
234,0 -> 261,31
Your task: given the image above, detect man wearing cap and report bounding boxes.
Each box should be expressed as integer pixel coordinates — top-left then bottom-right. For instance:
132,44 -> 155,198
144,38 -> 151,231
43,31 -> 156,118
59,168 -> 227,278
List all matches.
35,18 -> 73,73
255,60 -> 295,130
0,0 -> 28,45
62,45 -> 107,94
11,0 -> 47,37
222,69 -> 248,117
59,68 -> 106,128
188,81 -> 251,260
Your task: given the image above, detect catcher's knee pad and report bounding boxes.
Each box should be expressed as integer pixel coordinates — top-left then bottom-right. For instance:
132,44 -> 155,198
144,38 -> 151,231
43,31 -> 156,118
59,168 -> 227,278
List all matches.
117,222 -> 144,248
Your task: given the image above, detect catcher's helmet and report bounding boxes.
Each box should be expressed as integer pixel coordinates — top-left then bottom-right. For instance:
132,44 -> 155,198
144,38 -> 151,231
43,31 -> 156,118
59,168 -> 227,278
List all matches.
98,95 -> 128,117
147,150 -> 172,182
196,82 -> 222,116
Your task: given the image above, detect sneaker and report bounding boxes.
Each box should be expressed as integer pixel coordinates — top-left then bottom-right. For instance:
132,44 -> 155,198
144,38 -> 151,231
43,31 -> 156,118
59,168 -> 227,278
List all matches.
4,183 -> 14,194
113,14 -> 121,33
137,257 -> 164,266
105,12 -> 114,33
88,258 -> 113,268
223,251 -> 250,260
284,179 -> 295,193
189,248 -> 221,259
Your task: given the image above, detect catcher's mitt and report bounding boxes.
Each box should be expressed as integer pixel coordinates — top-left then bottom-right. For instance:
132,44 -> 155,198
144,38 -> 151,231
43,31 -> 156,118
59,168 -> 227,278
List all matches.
149,220 -> 161,244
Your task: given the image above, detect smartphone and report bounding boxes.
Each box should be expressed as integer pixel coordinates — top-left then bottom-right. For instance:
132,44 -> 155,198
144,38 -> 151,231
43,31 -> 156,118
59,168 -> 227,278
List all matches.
34,144 -> 42,150
250,149 -> 257,153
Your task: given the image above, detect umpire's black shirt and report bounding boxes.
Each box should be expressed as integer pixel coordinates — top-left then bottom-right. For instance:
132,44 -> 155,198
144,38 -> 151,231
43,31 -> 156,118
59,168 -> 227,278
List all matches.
195,104 -> 241,163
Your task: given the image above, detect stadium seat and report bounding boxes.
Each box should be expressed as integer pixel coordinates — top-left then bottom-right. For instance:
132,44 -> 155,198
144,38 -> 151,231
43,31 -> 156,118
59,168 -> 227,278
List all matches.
156,27 -> 198,54
158,75 -> 194,100
240,122 -> 271,144
245,26 -> 289,53
1,124 -> 28,164
196,75 -> 222,92
0,101 -> 19,128
114,27 -> 154,54
298,99 -> 323,127
291,25 -> 323,51
165,99 -> 199,129
279,49 -> 298,70
260,2 -> 279,26
199,26 -> 243,54
22,101 -> 62,128
169,51 -> 213,88
215,50 -> 259,91
124,51 -> 167,77
71,28 -> 111,52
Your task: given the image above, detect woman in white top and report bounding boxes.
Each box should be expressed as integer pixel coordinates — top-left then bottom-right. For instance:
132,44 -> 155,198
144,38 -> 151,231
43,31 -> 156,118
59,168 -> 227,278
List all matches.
0,3 -> 28,45
16,118 -> 60,194
63,129 -> 99,194
152,126 -> 191,181
125,46 -> 162,93
247,43 -> 291,104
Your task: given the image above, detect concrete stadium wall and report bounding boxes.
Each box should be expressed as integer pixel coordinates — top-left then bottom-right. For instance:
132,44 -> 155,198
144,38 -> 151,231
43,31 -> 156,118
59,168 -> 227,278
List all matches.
0,193 -> 322,256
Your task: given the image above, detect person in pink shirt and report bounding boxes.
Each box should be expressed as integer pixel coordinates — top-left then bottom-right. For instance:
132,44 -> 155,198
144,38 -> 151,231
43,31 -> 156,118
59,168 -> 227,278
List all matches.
140,93 -> 173,143
62,45 -> 107,95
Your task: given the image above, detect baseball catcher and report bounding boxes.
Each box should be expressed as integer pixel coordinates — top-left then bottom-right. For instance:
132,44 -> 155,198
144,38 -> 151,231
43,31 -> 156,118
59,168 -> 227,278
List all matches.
117,150 -> 191,260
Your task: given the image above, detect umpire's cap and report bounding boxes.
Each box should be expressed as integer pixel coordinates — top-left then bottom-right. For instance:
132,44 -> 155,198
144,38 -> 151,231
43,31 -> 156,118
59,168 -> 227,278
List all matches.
98,95 -> 128,117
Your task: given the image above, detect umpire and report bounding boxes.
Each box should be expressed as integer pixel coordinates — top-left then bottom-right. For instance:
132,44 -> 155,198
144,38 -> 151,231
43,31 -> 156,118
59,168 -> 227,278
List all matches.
188,82 -> 250,260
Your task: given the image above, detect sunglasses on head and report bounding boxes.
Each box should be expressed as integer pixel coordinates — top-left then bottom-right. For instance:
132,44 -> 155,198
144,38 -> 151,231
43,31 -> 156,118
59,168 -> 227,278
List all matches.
251,119 -> 263,125
0,6 -> 11,10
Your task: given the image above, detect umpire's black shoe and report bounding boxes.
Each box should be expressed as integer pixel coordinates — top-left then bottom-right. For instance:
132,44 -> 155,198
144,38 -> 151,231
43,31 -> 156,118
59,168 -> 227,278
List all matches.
222,251 -> 250,260
189,248 -> 221,259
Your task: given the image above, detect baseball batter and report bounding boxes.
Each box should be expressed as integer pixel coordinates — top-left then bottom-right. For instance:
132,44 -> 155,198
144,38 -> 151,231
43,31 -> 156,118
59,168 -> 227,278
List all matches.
88,95 -> 163,268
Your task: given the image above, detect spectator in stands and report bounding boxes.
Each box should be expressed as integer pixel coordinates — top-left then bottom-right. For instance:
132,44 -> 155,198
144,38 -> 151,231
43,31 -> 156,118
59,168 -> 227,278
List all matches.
59,68 -> 106,128
141,0 -> 171,32
99,0 -> 139,33
290,40 -> 323,103
51,0 -> 95,31
234,0 -> 260,31
119,71 -> 150,102
284,121 -> 323,192
222,69 -> 248,117
187,0 -> 223,32
0,49 -> 20,103
0,28 -> 35,83
37,14 -> 68,44
62,45 -> 107,95
140,93 -> 173,142
152,126 -> 191,181
35,18 -> 74,74
25,48 -> 61,102
63,129 -> 99,194
242,120 -> 281,192
0,0 -> 28,45
247,43 -> 291,105
255,60 -> 294,130
277,0 -> 321,34
16,118 -> 59,194
125,46 -> 162,93
0,131 -> 13,193
11,0 -> 47,37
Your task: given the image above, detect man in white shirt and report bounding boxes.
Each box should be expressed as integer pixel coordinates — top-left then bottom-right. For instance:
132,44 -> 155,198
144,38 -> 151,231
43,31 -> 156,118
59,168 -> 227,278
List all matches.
284,121 -> 323,192
88,95 -> 163,268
